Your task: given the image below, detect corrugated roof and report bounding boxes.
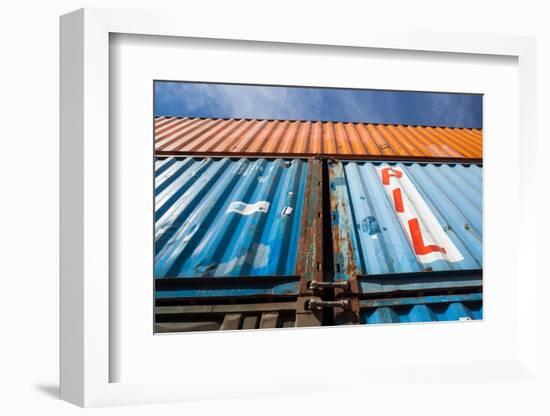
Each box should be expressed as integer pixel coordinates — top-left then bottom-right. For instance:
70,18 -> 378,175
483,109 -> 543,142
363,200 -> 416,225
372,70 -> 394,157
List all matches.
155,117 -> 483,161
155,157 -> 308,284
360,293 -> 482,324
329,161 -> 482,279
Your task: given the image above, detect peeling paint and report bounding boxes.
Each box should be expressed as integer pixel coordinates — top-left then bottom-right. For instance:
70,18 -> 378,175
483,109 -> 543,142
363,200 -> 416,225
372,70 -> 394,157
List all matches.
361,216 -> 380,235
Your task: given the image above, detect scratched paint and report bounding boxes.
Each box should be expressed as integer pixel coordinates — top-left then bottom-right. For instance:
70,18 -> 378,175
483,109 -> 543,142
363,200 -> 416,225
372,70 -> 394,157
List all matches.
155,157 -> 308,279
329,161 -> 482,276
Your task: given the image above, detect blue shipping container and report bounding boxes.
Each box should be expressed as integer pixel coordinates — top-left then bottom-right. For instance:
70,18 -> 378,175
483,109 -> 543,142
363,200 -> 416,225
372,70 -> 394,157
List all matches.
330,161 -> 482,276
155,157 -> 309,298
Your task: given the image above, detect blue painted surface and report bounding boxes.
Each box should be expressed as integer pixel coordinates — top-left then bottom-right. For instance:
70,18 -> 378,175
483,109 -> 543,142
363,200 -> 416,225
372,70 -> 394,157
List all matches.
361,293 -> 483,324
357,270 -> 482,294
155,280 -> 300,299
330,161 -> 482,276
155,158 -> 308,286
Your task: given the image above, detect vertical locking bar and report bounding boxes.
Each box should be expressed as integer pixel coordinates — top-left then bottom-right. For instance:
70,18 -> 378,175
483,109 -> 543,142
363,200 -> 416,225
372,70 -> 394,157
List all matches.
295,159 -> 324,326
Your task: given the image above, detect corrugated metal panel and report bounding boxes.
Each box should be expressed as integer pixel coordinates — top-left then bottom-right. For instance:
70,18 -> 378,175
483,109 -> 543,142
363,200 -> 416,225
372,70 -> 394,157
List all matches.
155,277 -> 300,299
360,293 -> 482,324
155,157 -> 309,297
155,301 -> 299,332
155,117 -> 483,161
329,161 -> 482,283
356,270 -> 482,295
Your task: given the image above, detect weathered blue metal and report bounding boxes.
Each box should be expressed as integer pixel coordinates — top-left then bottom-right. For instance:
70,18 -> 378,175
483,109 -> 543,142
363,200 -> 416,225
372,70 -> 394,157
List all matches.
360,293 -> 482,323
356,270 -> 482,296
155,157 -> 309,297
329,161 -> 482,284
155,276 -> 301,299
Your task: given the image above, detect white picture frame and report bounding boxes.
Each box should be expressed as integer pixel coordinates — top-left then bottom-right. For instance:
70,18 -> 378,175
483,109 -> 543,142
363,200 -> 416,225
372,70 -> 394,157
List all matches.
60,7 -> 539,408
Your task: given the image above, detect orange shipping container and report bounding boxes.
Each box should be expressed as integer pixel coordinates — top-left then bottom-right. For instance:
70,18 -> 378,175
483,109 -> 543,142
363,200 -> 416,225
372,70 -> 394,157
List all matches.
155,117 -> 482,161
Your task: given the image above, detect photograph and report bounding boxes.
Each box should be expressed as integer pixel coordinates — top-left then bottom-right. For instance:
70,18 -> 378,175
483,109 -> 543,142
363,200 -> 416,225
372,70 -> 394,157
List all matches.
153,81 -> 483,333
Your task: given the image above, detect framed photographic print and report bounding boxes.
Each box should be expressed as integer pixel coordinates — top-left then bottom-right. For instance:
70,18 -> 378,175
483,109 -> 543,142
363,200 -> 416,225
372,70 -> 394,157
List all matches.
152,81 -> 483,334
60,7 -> 539,408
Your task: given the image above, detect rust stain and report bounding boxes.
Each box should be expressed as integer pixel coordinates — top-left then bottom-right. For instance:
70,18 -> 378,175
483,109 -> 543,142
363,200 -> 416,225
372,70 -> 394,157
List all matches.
328,162 -> 359,299
296,159 -> 323,295
155,117 -> 483,160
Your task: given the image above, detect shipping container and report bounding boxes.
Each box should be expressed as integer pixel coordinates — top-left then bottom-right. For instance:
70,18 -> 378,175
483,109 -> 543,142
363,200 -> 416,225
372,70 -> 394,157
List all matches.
329,161 -> 482,279
328,160 -> 482,325
155,117 -> 483,161
155,156 -> 323,301
155,157 -> 307,279
154,156 -> 325,331
154,154 -> 483,331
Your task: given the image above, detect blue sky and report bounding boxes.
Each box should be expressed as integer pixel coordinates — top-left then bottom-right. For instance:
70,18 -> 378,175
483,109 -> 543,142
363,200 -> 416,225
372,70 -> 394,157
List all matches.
154,81 -> 482,128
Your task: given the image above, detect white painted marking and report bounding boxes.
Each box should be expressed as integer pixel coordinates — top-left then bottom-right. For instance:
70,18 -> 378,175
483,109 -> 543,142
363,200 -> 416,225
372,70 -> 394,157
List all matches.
226,200 -> 270,215
281,206 -> 293,216
377,165 -> 464,264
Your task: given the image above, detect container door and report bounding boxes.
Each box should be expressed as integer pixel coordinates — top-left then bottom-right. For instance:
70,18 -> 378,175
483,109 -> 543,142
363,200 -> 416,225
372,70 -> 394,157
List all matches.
154,158 -> 324,331
328,160 -> 483,325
